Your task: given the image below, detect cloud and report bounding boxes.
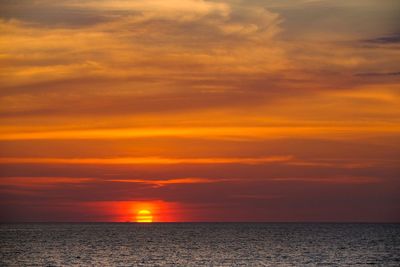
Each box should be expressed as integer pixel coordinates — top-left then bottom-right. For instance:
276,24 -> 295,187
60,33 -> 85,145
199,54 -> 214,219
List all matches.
0,1 -> 288,121
2,125 -> 400,141
109,177 -> 223,187
363,34 -> 400,44
0,1 -> 284,87
0,155 -> 292,165
66,0 -> 231,20
2,172 -> 397,222
0,0 -> 111,27
355,71 -> 400,77
3,0 -> 399,124
270,176 -> 380,184
0,177 -> 94,186
109,175 -> 380,187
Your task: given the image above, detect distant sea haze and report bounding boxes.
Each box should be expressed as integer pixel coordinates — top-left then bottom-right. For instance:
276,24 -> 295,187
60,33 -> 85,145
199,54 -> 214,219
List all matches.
1,223 -> 400,266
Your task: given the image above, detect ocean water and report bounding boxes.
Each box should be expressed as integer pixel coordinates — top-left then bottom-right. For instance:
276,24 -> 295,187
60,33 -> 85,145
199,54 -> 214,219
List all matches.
1,223 -> 399,266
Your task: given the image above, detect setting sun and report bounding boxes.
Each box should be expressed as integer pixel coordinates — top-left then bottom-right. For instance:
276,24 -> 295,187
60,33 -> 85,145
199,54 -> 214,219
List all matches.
136,210 -> 153,223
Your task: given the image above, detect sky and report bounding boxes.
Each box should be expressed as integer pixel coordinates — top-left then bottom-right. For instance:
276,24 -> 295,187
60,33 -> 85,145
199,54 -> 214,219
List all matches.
0,0 -> 399,222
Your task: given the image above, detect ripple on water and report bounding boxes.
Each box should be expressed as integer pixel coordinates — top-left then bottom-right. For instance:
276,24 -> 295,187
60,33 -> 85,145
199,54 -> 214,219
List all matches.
1,223 -> 399,266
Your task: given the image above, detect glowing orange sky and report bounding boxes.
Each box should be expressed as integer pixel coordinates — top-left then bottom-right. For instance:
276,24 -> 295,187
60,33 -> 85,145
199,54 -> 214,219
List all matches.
0,0 -> 399,222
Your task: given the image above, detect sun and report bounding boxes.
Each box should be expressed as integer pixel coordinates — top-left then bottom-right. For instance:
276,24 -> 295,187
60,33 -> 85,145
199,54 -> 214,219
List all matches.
136,209 -> 153,223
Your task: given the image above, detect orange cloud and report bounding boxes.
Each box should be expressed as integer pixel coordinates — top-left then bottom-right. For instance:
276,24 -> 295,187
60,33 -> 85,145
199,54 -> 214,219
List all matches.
0,155 -> 292,165
0,177 -> 94,187
270,176 -> 380,184
109,177 -> 224,187
2,125 -> 400,141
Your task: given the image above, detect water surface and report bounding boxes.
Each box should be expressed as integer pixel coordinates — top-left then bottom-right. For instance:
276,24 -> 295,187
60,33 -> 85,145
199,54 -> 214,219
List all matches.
1,223 -> 399,266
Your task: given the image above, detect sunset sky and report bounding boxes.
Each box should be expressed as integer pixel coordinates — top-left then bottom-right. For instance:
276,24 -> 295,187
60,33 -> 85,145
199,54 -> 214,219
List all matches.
0,0 -> 399,222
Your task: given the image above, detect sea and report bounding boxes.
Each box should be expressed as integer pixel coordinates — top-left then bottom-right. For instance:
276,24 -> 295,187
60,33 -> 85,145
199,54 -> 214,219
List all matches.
1,223 -> 399,266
